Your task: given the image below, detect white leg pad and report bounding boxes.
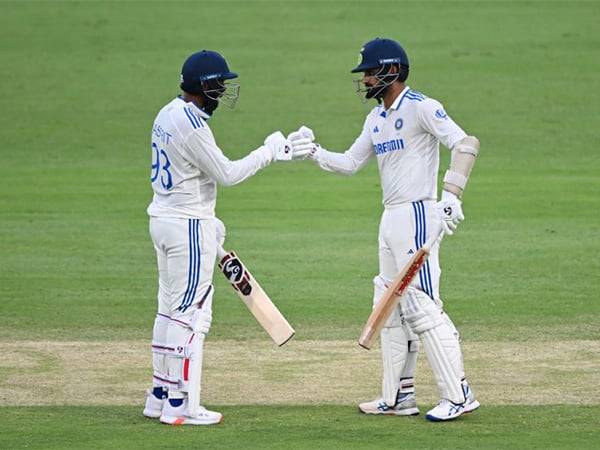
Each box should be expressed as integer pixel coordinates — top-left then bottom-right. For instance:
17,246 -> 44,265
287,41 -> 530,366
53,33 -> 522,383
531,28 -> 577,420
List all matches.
381,325 -> 408,406
151,313 -> 170,387
165,318 -> 206,414
399,326 -> 419,395
184,332 -> 205,418
374,276 -> 414,407
403,287 -> 465,404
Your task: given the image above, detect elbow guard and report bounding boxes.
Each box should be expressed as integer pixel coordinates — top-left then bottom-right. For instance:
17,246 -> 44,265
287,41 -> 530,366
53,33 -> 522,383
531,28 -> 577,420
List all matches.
443,136 -> 480,196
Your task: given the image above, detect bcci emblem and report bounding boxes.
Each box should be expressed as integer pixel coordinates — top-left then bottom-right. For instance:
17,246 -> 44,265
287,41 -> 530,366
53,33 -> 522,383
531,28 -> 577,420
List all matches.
395,118 -> 403,130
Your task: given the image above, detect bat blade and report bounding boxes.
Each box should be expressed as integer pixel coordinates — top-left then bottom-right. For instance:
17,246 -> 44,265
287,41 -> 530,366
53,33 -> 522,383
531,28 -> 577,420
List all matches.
218,249 -> 295,346
358,249 -> 431,350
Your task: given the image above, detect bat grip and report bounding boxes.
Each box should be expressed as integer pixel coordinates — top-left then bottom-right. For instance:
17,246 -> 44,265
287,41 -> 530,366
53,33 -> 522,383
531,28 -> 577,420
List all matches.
423,224 -> 445,252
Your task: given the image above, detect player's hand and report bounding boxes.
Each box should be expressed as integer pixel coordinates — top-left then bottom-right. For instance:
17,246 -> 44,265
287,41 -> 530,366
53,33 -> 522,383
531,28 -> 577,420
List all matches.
264,131 -> 293,161
214,217 -> 226,247
287,126 -> 315,160
435,190 -> 464,235
191,308 -> 212,335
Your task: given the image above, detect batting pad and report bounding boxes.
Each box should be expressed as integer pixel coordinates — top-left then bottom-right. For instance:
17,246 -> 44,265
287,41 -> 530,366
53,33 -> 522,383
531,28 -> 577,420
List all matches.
421,326 -> 465,404
184,333 -> 205,418
381,325 -> 408,406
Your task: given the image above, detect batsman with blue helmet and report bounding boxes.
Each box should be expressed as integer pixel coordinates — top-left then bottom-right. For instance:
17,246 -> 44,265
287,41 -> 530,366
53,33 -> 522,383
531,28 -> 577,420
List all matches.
289,38 -> 481,421
143,50 -> 304,426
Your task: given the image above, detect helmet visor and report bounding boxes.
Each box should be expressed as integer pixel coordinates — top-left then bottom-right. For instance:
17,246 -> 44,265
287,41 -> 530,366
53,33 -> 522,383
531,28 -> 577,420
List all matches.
203,78 -> 240,109
354,65 -> 399,102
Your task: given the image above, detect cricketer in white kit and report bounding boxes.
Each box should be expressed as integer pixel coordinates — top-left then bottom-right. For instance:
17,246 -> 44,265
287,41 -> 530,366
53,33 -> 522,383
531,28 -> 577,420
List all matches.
143,50 -> 297,426
290,38 -> 481,421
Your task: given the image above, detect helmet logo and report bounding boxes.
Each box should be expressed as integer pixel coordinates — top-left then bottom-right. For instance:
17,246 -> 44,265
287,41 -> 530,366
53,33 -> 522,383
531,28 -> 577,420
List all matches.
395,118 -> 403,130
357,48 -> 364,65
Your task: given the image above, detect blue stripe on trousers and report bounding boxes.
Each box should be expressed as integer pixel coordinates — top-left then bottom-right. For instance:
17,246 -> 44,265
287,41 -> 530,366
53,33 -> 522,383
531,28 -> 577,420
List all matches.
418,201 -> 434,297
178,219 -> 201,312
178,219 -> 196,310
412,202 -> 433,299
412,202 -> 426,294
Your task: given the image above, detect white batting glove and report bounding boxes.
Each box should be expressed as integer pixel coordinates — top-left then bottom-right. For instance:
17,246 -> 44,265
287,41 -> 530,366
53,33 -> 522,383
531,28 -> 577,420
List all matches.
287,126 -> 316,160
191,308 -> 212,335
264,131 -> 293,161
435,190 -> 465,236
214,217 -> 226,247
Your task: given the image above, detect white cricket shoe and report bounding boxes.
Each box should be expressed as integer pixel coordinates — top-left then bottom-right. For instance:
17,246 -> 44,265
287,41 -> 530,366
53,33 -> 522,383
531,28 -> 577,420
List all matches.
358,393 -> 420,416
463,383 -> 481,414
425,399 -> 465,421
426,385 -> 480,422
160,398 -> 223,426
143,389 -> 165,419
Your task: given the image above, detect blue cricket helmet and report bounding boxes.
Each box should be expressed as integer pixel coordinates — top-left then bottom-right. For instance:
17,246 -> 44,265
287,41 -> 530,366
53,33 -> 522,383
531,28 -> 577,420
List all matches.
180,50 -> 238,95
351,38 -> 409,73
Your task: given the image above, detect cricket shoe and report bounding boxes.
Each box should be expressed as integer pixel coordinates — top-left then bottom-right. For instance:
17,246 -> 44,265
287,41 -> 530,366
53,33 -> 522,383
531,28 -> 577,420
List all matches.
160,398 -> 222,426
358,393 -> 419,416
143,388 -> 166,419
426,388 -> 480,422
462,383 -> 481,414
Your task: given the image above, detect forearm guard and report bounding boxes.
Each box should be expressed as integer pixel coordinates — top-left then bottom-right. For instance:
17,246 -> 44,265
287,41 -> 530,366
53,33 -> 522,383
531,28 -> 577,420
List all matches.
443,136 -> 480,197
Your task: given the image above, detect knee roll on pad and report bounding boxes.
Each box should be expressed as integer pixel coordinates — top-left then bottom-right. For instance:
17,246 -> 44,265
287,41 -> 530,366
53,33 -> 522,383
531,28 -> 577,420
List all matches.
402,287 -> 443,334
373,275 -> 403,328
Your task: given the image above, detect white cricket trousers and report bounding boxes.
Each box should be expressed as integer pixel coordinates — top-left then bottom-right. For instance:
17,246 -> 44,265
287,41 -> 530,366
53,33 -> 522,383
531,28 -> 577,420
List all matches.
378,200 -> 441,300
148,217 -> 217,391
149,217 -> 217,317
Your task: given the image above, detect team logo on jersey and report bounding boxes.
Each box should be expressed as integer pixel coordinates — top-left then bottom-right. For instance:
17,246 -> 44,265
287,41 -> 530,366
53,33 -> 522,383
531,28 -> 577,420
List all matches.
435,109 -> 448,119
395,118 -> 403,130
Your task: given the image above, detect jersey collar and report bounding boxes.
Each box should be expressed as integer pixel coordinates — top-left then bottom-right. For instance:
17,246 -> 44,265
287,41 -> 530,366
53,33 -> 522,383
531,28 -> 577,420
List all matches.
388,86 -> 410,111
177,96 -> 212,120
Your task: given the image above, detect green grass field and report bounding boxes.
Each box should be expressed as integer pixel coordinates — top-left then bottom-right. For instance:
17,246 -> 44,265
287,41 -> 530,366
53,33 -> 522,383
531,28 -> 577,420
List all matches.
1,0 -> 599,448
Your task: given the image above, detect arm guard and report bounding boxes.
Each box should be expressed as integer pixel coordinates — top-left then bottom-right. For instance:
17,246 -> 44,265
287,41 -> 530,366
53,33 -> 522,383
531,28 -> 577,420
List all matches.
442,136 -> 480,197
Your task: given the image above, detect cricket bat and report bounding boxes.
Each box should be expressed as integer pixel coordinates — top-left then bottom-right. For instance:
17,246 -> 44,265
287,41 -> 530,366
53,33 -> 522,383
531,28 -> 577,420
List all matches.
217,245 -> 295,346
358,227 -> 444,350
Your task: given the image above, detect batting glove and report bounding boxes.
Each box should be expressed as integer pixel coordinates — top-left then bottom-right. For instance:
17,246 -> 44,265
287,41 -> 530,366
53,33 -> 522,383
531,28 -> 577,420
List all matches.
287,126 -> 316,160
435,190 -> 465,236
264,131 -> 293,161
191,308 -> 212,335
214,217 -> 226,247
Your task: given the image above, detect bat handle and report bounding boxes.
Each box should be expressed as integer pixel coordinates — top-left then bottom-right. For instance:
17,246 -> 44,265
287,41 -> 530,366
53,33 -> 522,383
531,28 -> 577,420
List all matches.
423,224 -> 445,252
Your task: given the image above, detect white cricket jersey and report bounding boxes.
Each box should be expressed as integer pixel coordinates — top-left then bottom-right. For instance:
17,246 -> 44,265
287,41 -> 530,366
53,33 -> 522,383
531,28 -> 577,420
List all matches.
147,97 -> 273,219
314,86 -> 467,207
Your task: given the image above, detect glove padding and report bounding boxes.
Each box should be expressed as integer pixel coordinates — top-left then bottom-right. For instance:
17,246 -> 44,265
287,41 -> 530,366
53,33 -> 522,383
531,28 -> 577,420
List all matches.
264,131 -> 293,161
191,307 -> 212,335
435,191 -> 464,236
214,217 -> 226,247
287,126 -> 316,160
